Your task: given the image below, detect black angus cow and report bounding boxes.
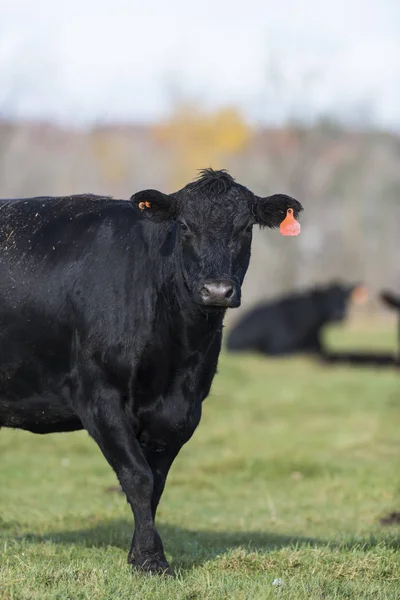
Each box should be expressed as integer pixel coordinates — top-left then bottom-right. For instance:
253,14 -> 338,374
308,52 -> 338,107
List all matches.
227,282 -> 361,357
0,169 -> 302,575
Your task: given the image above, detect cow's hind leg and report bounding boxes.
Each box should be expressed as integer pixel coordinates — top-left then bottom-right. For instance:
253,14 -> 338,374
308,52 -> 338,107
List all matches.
76,386 -> 171,575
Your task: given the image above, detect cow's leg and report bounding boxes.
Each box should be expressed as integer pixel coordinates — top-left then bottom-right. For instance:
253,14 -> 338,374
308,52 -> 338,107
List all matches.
142,397 -> 202,519
308,331 -> 323,355
144,446 -> 181,519
76,388 -> 170,575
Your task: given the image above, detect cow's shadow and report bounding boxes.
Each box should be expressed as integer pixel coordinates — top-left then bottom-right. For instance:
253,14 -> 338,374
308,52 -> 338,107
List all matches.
15,519 -> 400,569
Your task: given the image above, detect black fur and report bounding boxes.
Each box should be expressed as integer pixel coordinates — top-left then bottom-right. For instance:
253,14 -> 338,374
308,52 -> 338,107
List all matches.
0,169 -> 302,575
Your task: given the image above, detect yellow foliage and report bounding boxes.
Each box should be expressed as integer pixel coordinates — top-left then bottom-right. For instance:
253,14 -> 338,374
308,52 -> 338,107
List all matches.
153,104 -> 252,189
90,131 -> 128,183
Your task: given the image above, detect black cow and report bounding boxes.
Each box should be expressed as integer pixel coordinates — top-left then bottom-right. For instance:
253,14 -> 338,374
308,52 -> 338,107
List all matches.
0,169 -> 302,575
227,282 -> 362,357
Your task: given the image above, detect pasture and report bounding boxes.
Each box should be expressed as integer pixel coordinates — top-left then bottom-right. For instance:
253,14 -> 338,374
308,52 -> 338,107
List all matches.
1,322 -> 399,599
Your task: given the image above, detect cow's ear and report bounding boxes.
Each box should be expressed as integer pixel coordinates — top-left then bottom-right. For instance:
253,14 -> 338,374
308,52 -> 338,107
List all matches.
131,189 -> 178,222
253,194 -> 303,230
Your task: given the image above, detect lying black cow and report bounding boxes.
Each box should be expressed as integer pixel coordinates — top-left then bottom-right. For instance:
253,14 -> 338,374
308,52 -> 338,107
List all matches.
227,282 -> 363,357
0,169 -> 302,575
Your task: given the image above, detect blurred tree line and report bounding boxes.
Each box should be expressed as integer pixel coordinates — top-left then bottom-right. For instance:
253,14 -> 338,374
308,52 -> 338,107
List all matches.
1,105 -> 399,322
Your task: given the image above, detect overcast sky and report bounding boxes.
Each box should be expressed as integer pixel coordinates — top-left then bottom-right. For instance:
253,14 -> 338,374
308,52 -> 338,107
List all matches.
0,0 -> 399,129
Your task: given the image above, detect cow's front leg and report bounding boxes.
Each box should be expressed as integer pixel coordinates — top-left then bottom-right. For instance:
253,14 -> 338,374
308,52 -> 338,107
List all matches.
142,396 -> 202,519
76,384 -> 171,575
144,445 -> 181,519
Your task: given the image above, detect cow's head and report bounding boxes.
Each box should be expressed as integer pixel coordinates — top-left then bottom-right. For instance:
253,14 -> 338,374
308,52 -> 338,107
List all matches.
132,169 -> 303,310
315,282 -> 367,323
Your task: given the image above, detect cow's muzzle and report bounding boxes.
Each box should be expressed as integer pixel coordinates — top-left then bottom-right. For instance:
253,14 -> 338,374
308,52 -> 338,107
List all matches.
198,279 -> 240,308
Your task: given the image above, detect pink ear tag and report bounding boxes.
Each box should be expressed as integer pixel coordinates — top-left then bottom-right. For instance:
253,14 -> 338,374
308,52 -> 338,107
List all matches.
279,208 -> 301,236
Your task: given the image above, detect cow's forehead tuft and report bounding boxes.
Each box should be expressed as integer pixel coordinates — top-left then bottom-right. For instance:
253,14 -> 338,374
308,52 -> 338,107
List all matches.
175,169 -> 251,201
171,169 -> 258,229
181,188 -> 250,216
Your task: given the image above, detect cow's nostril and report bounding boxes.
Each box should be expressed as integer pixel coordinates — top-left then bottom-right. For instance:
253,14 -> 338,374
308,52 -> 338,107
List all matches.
201,284 -> 213,298
200,280 -> 237,306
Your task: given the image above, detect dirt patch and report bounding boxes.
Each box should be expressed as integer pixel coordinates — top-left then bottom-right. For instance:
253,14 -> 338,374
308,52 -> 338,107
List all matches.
379,511 -> 400,526
105,485 -> 123,494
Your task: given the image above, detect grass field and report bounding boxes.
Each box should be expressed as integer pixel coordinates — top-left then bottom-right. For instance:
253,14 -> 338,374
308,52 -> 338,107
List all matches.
1,323 -> 399,599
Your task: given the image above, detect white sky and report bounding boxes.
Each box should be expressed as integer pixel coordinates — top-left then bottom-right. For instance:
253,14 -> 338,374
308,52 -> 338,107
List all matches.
0,0 -> 399,129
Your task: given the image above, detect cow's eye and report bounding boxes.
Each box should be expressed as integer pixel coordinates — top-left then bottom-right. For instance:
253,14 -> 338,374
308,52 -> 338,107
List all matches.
179,221 -> 190,234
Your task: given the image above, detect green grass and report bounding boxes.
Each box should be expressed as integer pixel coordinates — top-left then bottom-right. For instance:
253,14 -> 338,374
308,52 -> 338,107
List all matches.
1,324 -> 399,599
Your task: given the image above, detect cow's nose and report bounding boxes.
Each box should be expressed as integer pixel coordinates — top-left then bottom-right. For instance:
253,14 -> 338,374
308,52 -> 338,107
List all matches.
200,280 -> 239,307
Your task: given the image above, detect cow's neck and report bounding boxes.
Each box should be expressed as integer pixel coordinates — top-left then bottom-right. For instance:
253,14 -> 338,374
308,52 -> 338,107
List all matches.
158,283 -> 224,357
166,290 -> 224,353
184,307 -> 224,349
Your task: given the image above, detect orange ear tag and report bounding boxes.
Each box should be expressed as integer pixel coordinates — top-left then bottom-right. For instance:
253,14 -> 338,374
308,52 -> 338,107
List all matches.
138,201 -> 151,211
351,286 -> 368,305
279,208 -> 301,236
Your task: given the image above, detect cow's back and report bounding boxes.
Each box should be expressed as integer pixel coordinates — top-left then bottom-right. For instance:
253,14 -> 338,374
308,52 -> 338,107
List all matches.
0,195 -> 140,340
0,195 -> 145,431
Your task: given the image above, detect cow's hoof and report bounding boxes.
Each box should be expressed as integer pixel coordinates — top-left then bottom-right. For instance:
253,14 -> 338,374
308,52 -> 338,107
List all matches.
130,555 -> 172,576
